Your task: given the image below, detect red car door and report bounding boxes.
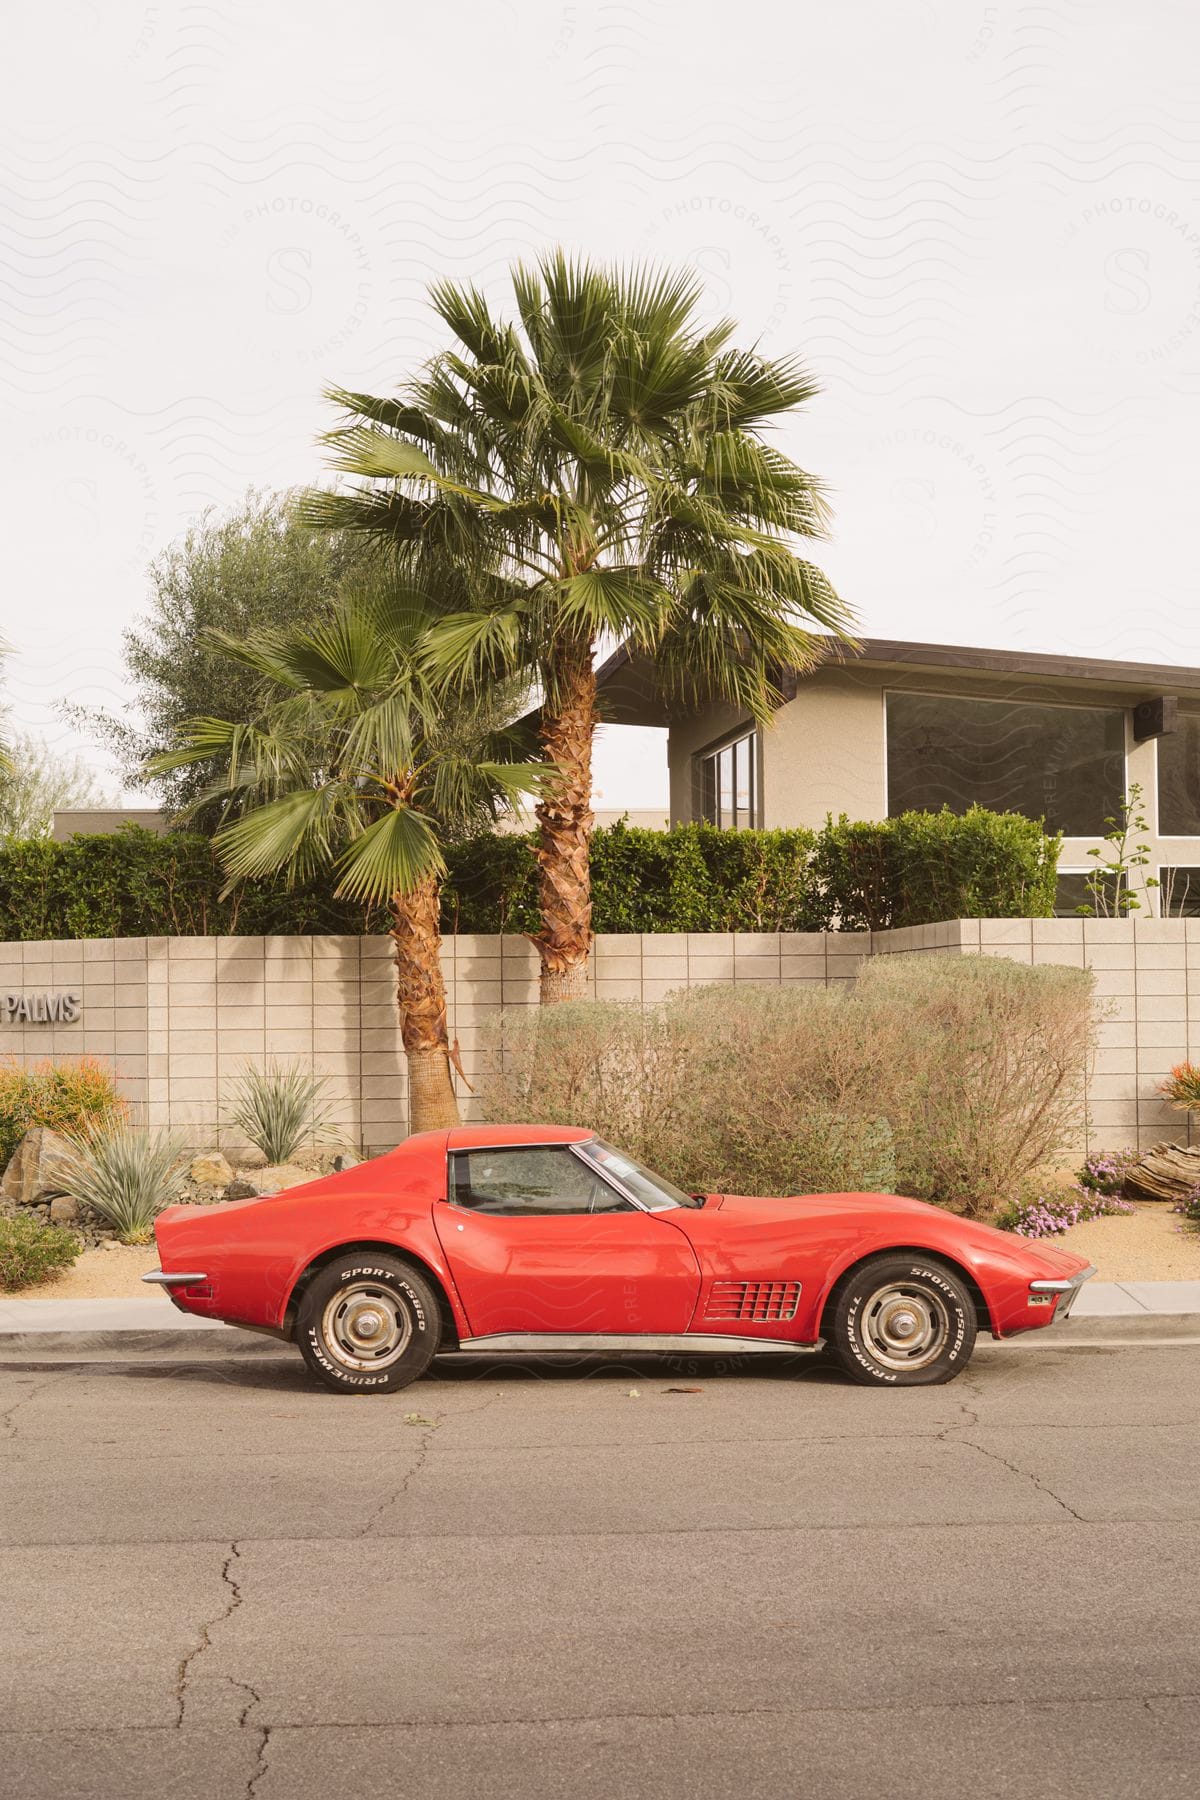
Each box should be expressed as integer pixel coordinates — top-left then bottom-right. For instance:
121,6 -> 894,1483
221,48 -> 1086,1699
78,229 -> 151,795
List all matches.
433,1142 -> 700,1338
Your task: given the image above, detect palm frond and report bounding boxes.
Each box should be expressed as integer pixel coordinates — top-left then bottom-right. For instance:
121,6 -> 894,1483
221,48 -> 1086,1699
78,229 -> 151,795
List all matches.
333,804 -> 444,903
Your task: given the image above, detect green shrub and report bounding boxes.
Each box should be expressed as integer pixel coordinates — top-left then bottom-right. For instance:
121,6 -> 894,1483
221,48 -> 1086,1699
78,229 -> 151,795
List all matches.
54,1127 -> 186,1244
0,1213 -> 80,1291
0,809 -> 1061,941
223,1061 -> 339,1165
814,806 -> 1061,930
0,1057 -> 127,1168
482,956 -> 1094,1216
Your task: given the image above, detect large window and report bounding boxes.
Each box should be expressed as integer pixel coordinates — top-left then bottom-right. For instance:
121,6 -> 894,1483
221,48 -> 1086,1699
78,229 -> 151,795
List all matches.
1157,710 -> 1200,835
886,692 -> 1125,836
1054,869 -> 1125,917
1160,867 -> 1200,916
697,728 -> 757,829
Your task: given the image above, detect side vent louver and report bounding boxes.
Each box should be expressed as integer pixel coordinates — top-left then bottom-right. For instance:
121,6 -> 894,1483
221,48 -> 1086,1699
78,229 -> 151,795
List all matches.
704,1280 -> 801,1323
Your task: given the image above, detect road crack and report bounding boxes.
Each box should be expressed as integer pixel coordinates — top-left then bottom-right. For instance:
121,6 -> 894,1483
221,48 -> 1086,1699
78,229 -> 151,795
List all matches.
247,1724 -> 271,1798
0,1375 -> 54,1443
174,1542 -> 244,1727
950,1437 -> 1085,1520
934,1373 -> 1084,1519
357,1413 -> 444,1537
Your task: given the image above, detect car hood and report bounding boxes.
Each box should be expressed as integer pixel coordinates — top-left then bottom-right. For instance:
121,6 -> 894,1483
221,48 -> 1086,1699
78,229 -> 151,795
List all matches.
703,1191 -> 1092,1280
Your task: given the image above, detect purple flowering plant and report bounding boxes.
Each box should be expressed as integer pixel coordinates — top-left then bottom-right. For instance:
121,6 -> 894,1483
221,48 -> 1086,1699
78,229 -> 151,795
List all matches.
1171,1183 -> 1200,1230
997,1182 -> 1135,1240
1075,1146 -> 1139,1196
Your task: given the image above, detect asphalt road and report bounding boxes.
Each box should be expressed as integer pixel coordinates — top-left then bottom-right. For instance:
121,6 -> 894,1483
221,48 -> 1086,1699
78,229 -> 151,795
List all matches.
2,1338 -> 1199,1800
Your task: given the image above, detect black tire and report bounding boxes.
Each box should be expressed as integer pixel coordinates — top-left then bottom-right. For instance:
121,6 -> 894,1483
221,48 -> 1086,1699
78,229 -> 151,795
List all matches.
296,1254 -> 441,1395
826,1255 -> 977,1387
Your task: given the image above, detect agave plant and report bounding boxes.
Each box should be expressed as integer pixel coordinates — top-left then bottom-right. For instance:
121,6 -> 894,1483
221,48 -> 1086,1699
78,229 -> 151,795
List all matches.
223,1061 -> 340,1167
56,1127 -> 187,1245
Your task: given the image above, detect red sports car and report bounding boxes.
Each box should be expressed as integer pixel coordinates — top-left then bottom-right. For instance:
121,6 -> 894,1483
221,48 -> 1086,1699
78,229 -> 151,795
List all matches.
145,1124 -> 1094,1392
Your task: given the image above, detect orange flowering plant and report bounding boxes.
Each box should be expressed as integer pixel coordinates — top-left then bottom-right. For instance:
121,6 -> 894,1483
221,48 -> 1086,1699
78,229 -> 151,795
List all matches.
1160,1061 -> 1200,1113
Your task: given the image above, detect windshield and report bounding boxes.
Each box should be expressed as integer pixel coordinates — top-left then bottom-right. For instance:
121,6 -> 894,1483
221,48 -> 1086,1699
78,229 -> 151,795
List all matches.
576,1139 -> 702,1210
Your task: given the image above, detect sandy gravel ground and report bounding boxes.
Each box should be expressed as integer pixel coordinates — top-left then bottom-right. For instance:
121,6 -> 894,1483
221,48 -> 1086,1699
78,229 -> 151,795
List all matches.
26,1243 -> 160,1300
1051,1201 -> 1200,1281
14,1202 -> 1199,1299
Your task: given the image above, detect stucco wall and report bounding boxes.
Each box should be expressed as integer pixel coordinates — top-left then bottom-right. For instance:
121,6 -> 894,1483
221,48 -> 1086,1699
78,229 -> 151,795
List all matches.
1,918 -> 1194,1157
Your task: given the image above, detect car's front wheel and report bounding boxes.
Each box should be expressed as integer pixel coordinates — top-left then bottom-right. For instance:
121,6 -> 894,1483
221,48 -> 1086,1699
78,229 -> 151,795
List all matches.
826,1255 -> 977,1386
296,1254 -> 441,1394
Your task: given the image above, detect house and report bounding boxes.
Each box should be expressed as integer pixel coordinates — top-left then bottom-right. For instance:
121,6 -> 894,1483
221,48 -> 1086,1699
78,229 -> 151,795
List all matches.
596,637 -> 1200,915
51,808 -> 167,842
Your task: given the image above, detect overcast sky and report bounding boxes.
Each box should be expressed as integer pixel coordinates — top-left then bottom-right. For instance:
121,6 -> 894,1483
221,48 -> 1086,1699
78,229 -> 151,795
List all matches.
4,0 -> 1199,806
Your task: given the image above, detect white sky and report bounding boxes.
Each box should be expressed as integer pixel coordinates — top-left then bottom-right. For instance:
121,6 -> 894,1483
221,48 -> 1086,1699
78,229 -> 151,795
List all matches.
4,0 -> 1200,806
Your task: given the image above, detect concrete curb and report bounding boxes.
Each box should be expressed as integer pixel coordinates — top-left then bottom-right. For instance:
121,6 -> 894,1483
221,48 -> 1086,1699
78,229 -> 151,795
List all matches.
2,1316 -> 1199,1358
1,1283 -> 1198,1358
0,1326 -> 291,1356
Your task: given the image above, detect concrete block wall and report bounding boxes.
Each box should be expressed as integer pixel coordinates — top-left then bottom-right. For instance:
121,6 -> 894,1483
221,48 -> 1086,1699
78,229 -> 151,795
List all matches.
0,918 -> 1190,1155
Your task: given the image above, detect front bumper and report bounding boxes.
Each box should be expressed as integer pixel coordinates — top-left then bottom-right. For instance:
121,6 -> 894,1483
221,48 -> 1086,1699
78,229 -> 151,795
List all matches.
1030,1264 -> 1097,1321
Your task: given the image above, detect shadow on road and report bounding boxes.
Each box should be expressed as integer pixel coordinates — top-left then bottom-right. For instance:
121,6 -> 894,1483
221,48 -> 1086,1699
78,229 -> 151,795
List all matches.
0,1347 -> 848,1393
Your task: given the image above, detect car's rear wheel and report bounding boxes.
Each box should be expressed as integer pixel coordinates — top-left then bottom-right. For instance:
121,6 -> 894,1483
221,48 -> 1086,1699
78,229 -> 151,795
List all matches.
296,1255 -> 441,1394
826,1255 -> 976,1386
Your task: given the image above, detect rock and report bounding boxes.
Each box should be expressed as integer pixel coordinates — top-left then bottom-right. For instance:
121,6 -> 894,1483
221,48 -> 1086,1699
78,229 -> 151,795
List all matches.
98,1238 -> 123,1252
189,1151 -> 234,1188
48,1195 -> 80,1225
1,1127 -> 76,1205
326,1150 -> 360,1174
1125,1140 -> 1200,1202
233,1146 -> 268,1170
225,1163 -> 315,1199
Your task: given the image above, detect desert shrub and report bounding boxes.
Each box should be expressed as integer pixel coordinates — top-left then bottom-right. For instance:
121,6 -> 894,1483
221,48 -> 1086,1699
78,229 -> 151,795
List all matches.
482,955 -> 1094,1216
483,986 -> 898,1199
996,1183 -> 1135,1238
0,1057 -> 127,1168
223,1061 -> 339,1165
55,1127 -> 186,1244
1076,1147 -> 1139,1195
853,955 -> 1094,1217
0,1213 -> 81,1290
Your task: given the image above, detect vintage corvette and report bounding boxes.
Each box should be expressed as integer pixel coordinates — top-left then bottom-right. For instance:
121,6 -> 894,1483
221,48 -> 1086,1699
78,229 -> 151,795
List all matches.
145,1124 -> 1095,1392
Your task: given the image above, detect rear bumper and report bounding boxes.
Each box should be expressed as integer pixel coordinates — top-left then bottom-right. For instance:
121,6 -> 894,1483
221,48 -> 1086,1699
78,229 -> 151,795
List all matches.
1031,1263 -> 1097,1322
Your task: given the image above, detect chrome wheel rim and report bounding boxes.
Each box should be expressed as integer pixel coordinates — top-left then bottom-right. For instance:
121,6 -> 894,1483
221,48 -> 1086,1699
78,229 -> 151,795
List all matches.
860,1282 -> 949,1371
321,1283 -> 412,1372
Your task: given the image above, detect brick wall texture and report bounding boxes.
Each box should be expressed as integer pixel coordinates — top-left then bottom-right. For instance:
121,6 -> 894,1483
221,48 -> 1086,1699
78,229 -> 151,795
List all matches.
0,918 -> 1192,1156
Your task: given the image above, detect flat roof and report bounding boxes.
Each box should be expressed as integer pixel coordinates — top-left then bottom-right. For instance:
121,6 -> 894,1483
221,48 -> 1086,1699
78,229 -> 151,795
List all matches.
829,637 -> 1200,690
594,635 -> 1200,723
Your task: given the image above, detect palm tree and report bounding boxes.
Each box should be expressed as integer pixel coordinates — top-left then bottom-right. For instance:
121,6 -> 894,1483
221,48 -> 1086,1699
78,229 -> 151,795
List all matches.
303,252 -> 853,1001
151,581 -> 544,1133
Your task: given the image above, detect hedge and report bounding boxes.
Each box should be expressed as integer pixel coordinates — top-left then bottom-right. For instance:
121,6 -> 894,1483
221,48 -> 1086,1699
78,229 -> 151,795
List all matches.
0,809 -> 1061,941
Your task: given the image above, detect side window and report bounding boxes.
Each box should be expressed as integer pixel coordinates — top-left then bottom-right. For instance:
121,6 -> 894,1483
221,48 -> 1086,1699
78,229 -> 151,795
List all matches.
449,1147 -> 634,1216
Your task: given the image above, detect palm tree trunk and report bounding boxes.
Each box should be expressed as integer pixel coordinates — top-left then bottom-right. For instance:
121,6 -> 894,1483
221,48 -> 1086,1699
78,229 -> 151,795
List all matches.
533,635 -> 596,1003
390,873 -> 461,1133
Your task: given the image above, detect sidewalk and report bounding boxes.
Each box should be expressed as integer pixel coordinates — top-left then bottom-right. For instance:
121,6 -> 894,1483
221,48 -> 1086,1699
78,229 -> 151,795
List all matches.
2,1282 -> 1200,1354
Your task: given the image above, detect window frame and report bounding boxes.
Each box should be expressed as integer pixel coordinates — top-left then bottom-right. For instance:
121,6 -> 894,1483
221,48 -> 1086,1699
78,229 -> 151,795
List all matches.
445,1141 -> 649,1217
694,725 -> 760,830
882,686 -> 1128,833
1157,864 -> 1200,917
